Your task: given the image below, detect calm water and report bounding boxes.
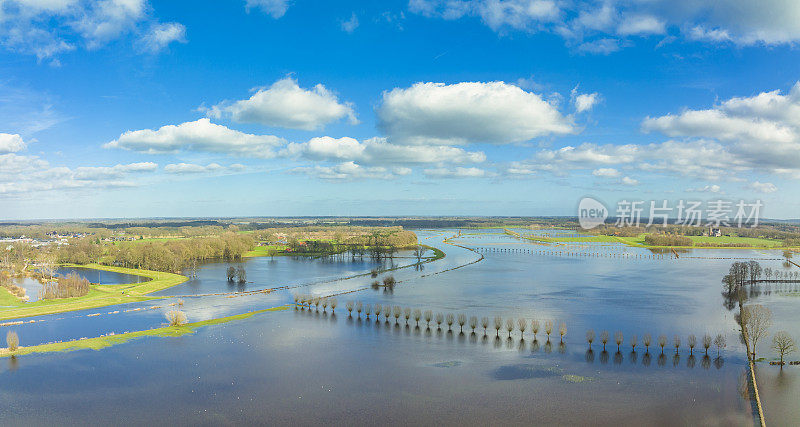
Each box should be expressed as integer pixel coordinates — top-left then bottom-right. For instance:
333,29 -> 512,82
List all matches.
2,229 -> 798,425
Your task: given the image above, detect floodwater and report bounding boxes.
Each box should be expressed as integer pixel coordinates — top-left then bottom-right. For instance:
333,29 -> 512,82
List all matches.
1,229 -> 798,425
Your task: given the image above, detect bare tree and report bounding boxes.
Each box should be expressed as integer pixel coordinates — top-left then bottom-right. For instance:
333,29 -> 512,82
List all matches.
771,331 -> 797,367
364,304 -> 372,319
457,314 -> 467,332
494,316 -> 503,337
600,330 -> 609,351
374,303 -> 382,319
586,329 -> 595,349
702,334 -> 712,355
614,331 -> 623,351
330,299 -> 338,313
658,334 -> 667,354
673,335 -> 681,354
424,310 -> 432,327
346,301 -> 354,316
687,334 -> 697,355
559,322 -> 567,343
741,304 -> 772,359
469,316 -> 478,333
505,318 -> 514,338
413,309 -> 422,326
413,245 -> 426,263
393,306 -> 402,323
630,334 -> 638,352
531,319 -> 540,340
6,331 -> 19,352
435,313 -> 444,329
165,310 -> 187,326
545,320 -> 554,341
322,299 -> 329,312
643,333 -> 652,353
446,313 -> 455,331
404,307 -> 412,324
714,333 -> 726,356
356,301 -> 363,317
481,317 -> 489,335
518,318 -> 527,338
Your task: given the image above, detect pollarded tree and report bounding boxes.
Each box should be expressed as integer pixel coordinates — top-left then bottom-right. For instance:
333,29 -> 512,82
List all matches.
435,313 -> 444,329
393,306 -> 402,323
469,316 -> 478,333
673,335 -> 681,354
446,313 -> 455,331
518,318 -> 527,338
741,304 -> 772,359
545,320 -> 554,341
321,299 -> 329,312
771,331 -> 797,367
356,301 -> 363,317
630,334 -> 638,352
384,308 -> 392,322
643,333 -> 652,353
413,309 -> 422,326
346,301 -> 354,316
364,304 -> 372,319
600,330 -> 609,351
494,316 -> 503,337
702,334 -> 712,355
458,314 -> 467,332
330,299 -> 337,313
658,335 -> 667,354
404,307 -> 412,325
424,310 -> 433,327
481,317 -> 489,335
505,318 -> 514,338
586,329 -> 595,349
559,322 -> 567,343
688,334 -> 697,355
374,303 -> 382,320
531,319 -> 540,340
714,333 -> 726,356
614,331 -> 623,351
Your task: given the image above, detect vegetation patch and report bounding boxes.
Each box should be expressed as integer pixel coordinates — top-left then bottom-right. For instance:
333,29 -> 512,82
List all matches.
0,305 -> 288,358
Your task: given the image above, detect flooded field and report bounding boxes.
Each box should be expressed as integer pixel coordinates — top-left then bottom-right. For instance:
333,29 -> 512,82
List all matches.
2,229 -> 798,425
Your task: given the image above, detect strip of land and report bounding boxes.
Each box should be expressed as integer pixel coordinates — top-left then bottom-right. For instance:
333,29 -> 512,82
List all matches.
0,305 -> 288,358
0,264 -> 187,321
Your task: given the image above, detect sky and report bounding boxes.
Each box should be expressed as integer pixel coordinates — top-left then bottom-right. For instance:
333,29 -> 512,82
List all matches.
1,0 -> 800,220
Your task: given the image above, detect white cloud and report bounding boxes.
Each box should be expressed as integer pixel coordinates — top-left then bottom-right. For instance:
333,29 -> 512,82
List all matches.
207,77 -> 356,131
592,168 -> 620,178
642,82 -> 800,174
620,176 -> 638,186
341,12 -> 359,33
292,161 -> 404,180
245,0 -> 290,18
423,167 -> 487,178
281,136 -> 485,165
164,162 -> 231,174
0,0 -> 185,61
0,134 -> 27,154
139,22 -> 186,52
72,161 -> 157,179
572,90 -> 599,113
410,0 -> 800,48
748,181 -> 777,193
686,184 -> 722,193
104,118 -> 285,157
377,81 -> 573,145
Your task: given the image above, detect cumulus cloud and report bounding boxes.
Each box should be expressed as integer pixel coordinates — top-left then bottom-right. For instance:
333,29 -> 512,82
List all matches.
207,77 -> 356,131
620,176 -> 638,186
571,89 -> 600,113
162,162 -> 244,174
281,136 -> 485,165
0,134 -> 27,154
592,168 -> 620,178
0,0 -> 185,61
245,0 -> 290,18
292,161 -> 406,180
423,167 -> 487,178
377,81 -> 573,145
748,181 -> 777,193
642,82 -> 800,174
410,0 -> 800,49
139,22 -> 186,53
104,118 -> 285,157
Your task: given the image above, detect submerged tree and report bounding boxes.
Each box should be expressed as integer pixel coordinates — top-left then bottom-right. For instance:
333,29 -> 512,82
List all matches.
458,314 -> 467,333
494,316 -> 503,337
658,335 -> 667,354
374,303 -> 382,320
226,266 -> 236,282
559,322 -> 567,343
531,319 -> 540,340
469,316 -> 478,333
518,318 -> 527,338
545,320 -> 554,341
346,301 -> 354,316
741,304 -> 772,359
643,333 -> 652,353
435,313 -> 444,329
505,319 -> 514,338
404,307 -> 412,325
364,304 -> 372,319
702,334 -> 712,355
424,310 -> 433,327
355,301 -> 363,317
165,310 -> 187,326
446,313 -> 455,331
322,298 -> 329,312
673,335 -> 681,354
771,331 -> 797,367
413,309 -> 422,326
393,306 -> 402,323
330,299 -> 337,313
586,329 -> 595,349
600,330 -> 609,351
630,334 -> 638,352
688,334 -> 697,355
614,331 -> 623,351
714,334 -> 726,356
481,317 -> 489,335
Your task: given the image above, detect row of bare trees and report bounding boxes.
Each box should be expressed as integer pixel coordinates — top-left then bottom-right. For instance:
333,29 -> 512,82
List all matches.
294,295 -> 339,313
585,330 -> 727,356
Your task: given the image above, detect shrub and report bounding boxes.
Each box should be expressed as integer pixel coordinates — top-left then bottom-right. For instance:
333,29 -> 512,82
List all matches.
6,331 -> 19,352
165,310 -> 187,326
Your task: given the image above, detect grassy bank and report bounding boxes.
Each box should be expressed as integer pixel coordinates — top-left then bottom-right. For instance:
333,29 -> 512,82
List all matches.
0,306 -> 288,358
516,231 -> 791,250
0,264 -> 188,321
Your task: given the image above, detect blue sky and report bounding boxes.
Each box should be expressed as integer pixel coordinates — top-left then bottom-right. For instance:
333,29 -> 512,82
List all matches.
1,0 -> 800,219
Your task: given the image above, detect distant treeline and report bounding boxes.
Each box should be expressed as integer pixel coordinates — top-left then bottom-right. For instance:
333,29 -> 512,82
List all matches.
593,223 -> 800,245
57,232 -> 253,272
643,234 -> 693,246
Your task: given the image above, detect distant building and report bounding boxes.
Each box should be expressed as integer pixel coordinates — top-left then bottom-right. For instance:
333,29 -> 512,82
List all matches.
709,227 -> 721,237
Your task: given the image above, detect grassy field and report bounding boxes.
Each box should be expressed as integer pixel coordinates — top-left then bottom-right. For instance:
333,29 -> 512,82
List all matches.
0,287 -> 21,306
243,244 -> 287,257
0,264 -> 188,321
0,305 -> 288,358
517,231 -> 788,249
